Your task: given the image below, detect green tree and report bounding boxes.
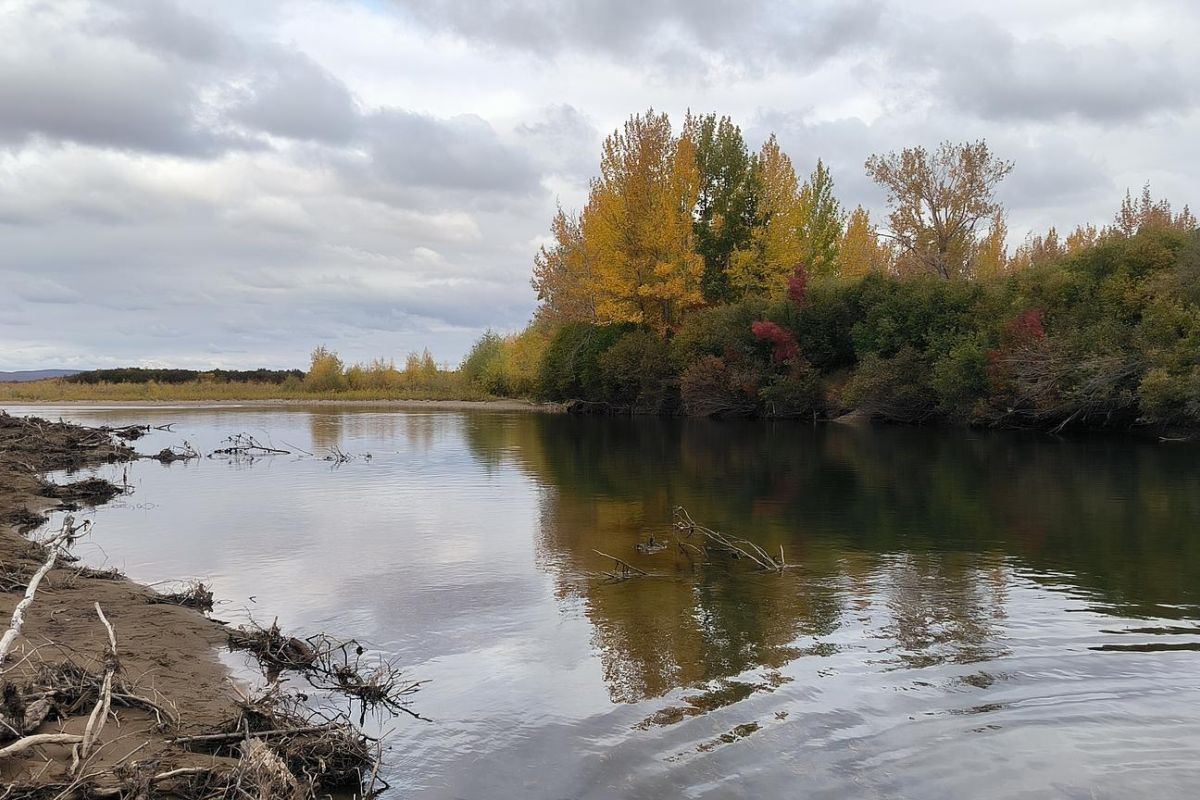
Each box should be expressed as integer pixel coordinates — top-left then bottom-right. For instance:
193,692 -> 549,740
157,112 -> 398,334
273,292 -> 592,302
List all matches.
684,113 -> 757,303
797,159 -> 844,277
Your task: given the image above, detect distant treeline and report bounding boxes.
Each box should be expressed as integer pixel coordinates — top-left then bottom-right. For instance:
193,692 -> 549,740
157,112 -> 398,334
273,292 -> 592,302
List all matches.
65,368 -> 305,385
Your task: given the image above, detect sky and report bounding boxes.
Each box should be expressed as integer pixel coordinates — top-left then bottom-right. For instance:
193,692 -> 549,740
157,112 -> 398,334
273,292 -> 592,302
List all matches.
1,0 -> 1197,370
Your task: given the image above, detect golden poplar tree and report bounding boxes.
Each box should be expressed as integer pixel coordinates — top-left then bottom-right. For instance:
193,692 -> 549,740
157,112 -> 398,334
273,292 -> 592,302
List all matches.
837,205 -> 890,279
973,209 -> 1009,279
582,111 -> 705,333
729,135 -> 802,300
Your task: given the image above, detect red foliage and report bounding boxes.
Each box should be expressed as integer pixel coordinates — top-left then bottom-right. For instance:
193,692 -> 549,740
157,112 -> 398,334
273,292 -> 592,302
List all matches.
787,264 -> 808,308
1006,309 -> 1046,343
751,320 -> 800,365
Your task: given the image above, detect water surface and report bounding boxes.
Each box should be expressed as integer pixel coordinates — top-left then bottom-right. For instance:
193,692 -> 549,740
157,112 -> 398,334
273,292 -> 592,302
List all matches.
15,404 -> 1200,799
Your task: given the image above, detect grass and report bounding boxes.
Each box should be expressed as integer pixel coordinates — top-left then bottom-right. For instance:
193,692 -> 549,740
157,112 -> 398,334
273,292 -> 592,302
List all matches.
0,378 -> 498,403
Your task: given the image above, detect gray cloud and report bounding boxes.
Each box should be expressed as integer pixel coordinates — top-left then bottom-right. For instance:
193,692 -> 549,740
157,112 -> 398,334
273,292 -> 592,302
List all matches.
390,0 -> 883,75
363,111 -> 541,195
228,52 -> 362,144
898,14 -> 1195,123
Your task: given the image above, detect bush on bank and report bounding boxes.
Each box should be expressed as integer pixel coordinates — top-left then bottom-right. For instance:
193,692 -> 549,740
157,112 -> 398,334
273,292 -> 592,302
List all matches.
464,228 -> 1200,431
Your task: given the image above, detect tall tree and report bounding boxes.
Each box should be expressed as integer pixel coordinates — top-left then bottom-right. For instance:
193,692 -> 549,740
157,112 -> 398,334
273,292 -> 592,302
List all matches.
865,140 -> 1014,279
684,113 -> 756,303
796,159 -> 843,277
728,135 -> 802,300
838,205 -> 891,278
532,205 -> 596,323
583,110 -> 705,333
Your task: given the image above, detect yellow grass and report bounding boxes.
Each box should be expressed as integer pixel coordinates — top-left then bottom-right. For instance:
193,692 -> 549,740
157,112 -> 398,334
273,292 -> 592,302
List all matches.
0,378 -> 495,403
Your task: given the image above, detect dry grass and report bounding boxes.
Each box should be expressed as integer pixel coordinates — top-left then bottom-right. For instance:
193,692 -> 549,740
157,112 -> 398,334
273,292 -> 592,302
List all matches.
0,378 -> 495,403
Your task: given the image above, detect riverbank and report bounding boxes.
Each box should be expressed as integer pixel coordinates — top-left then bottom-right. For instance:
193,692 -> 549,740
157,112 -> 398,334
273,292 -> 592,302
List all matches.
0,413 -> 239,789
0,412 -> 383,796
1,396 -> 562,412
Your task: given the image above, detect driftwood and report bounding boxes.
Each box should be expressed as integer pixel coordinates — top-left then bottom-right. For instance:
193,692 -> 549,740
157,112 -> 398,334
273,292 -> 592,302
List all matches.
229,620 -> 424,721
673,507 -> 787,572
148,580 -> 214,612
0,516 -> 91,665
211,433 -> 291,457
70,604 -> 117,776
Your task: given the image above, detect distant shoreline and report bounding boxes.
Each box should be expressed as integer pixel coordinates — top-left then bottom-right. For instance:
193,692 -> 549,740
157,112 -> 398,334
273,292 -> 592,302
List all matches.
0,397 -> 563,412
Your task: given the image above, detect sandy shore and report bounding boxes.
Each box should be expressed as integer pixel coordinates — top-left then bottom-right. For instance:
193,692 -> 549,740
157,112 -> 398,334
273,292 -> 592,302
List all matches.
0,413 -> 239,787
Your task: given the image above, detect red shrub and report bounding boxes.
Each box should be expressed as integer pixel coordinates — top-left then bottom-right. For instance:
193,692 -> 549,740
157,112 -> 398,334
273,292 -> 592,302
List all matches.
751,320 -> 800,365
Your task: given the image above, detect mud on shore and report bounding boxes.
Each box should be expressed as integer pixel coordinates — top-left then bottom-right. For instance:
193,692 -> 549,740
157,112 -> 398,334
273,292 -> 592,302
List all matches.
0,412 -> 383,798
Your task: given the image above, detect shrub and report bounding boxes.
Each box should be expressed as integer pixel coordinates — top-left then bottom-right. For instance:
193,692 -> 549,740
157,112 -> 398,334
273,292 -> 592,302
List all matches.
461,331 -> 509,395
597,329 -> 675,411
538,322 -> 633,400
304,346 -> 346,392
844,348 -> 936,422
680,355 -> 759,417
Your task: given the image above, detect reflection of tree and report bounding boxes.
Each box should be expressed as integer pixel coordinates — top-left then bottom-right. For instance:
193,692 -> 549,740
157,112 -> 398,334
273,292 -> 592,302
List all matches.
308,412 -> 344,452
308,410 -> 440,454
462,413 -> 1200,703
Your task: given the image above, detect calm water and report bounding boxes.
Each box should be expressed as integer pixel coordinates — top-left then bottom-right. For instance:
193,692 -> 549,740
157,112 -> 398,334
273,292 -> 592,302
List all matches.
13,404 -> 1200,799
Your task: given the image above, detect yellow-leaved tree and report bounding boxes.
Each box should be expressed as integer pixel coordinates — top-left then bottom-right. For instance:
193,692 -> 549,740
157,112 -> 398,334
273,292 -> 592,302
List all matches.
837,205 -> 891,279
531,206 -> 595,324
973,209 -> 1009,280
729,135 -> 802,300
583,110 -> 705,333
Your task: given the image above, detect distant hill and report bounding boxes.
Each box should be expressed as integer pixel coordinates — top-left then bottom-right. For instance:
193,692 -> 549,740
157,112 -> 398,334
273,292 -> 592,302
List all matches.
0,369 -> 82,383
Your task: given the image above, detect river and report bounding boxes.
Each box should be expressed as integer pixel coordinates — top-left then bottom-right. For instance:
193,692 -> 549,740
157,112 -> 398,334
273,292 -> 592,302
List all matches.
14,404 -> 1200,798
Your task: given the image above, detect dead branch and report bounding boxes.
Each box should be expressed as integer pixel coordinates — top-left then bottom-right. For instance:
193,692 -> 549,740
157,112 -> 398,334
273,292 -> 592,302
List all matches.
0,516 -> 91,665
672,507 -> 787,572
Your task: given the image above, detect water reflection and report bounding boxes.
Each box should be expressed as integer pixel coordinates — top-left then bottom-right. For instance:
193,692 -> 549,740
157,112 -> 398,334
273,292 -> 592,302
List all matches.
10,405 -> 1200,798
466,414 -> 1200,704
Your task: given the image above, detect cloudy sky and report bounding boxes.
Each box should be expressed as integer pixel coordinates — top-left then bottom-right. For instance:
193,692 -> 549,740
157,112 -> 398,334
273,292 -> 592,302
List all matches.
1,0 -> 1196,370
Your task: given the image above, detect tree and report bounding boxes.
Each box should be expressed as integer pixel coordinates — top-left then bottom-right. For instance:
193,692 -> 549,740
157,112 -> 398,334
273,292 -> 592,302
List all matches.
728,135 -> 802,300
304,345 -> 346,392
973,209 -> 1009,279
838,205 -> 890,278
584,110 -> 705,333
684,113 -> 756,303
1114,183 -> 1197,236
532,206 -> 596,324
796,159 -> 843,277
865,140 -> 1014,279
1010,226 -> 1065,272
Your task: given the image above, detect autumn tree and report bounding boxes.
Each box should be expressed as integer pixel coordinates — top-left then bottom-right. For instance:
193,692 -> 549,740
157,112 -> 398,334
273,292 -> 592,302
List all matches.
1114,184 -> 1197,235
838,205 -> 891,278
865,140 -> 1014,280
684,113 -> 756,303
973,209 -> 1010,279
728,135 -> 802,300
583,110 -> 705,333
796,159 -> 843,277
1009,226 -> 1065,272
532,206 -> 595,323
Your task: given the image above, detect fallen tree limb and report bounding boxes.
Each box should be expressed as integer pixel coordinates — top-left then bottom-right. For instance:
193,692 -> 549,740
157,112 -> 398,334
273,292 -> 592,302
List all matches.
71,603 -> 117,776
0,732 -> 83,758
0,516 -> 90,665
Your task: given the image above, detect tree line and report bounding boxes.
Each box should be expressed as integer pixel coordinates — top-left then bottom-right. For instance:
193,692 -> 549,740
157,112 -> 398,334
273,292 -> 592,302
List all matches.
463,108 -> 1200,431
